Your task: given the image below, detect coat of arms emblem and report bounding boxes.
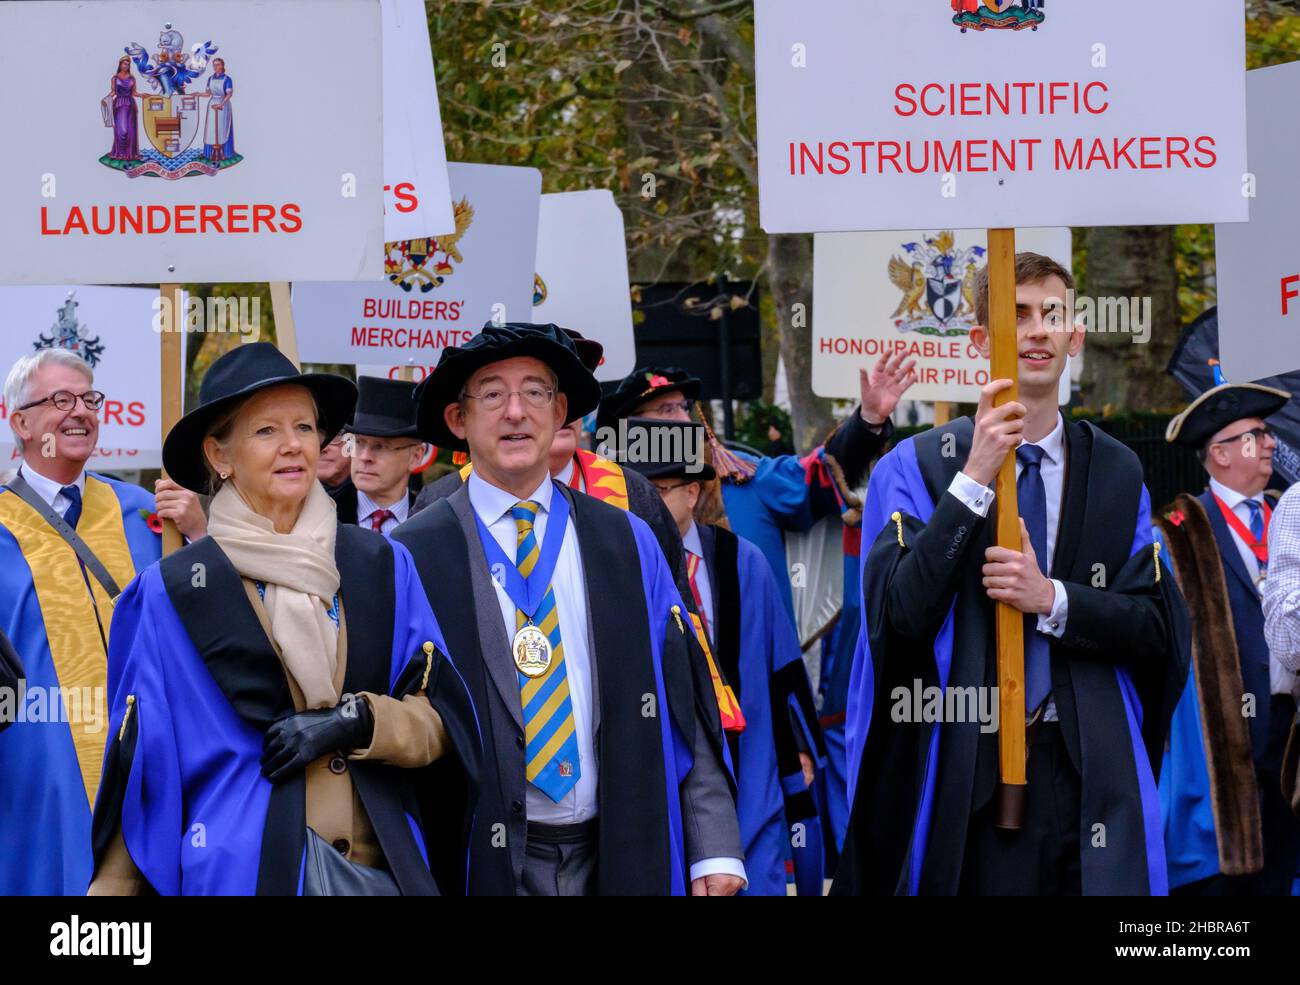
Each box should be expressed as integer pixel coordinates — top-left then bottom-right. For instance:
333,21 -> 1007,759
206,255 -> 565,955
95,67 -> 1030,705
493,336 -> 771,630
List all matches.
100,22 -> 242,179
887,231 -> 986,336
951,0 -> 1045,32
385,198 -> 475,293
35,294 -> 105,367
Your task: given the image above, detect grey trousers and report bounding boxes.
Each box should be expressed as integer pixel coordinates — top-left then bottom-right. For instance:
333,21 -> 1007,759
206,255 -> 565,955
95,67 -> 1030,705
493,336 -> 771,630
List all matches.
519,820 -> 599,896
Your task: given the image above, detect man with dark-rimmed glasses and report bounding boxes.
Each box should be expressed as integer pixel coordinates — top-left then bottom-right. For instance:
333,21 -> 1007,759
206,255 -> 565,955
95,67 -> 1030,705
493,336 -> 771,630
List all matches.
1156,381 -> 1300,895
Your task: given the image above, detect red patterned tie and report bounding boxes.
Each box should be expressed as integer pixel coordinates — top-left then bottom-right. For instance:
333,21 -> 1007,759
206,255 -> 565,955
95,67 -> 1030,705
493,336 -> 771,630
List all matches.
370,509 -> 394,533
686,550 -> 711,641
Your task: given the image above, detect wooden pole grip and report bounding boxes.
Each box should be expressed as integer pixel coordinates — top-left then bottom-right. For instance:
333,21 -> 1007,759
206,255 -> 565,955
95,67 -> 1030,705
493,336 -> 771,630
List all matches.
159,283 -> 184,556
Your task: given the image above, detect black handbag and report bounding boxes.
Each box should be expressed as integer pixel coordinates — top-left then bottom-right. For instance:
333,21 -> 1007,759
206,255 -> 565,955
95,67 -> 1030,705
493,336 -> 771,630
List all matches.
301,827 -> 401,896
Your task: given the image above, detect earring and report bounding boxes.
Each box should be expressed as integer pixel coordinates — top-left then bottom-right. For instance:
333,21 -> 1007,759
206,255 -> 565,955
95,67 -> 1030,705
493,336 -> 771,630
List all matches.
219,472 -> 229,480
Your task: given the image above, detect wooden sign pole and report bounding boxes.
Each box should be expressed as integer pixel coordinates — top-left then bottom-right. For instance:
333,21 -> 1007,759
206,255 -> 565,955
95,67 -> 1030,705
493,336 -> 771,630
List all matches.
934,401 -> 953,426
269,282 -> 300,368
987,227 -> 1027,830
159,283 -> 184,556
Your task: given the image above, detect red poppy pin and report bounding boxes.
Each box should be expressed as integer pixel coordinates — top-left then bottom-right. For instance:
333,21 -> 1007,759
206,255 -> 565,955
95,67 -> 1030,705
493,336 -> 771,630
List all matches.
1165,509 -> 1185,527
646,373 -> 671,389
139,508 -> 164,534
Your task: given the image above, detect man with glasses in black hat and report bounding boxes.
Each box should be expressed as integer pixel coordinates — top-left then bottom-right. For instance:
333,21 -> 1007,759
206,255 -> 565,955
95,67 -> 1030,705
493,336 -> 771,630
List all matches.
332,376 -> 424,536
1157,382 -> 1300,895
0,347 -> 206,895
395,322 -> 745,895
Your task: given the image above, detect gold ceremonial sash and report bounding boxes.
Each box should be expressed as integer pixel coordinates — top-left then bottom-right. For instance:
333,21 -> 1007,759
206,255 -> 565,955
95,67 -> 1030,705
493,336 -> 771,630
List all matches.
0,476 -> 139,807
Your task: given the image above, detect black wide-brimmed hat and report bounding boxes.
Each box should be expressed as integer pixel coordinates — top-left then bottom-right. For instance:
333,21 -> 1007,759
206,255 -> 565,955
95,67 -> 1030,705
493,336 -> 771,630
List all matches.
618,418 -> 716,482
344,376 -> 420,439
1165,382 -> 1290,448
163,342 -> 357,492
597,366 -> 702,430
414,322 -> 602,452
561,328 -> 605,375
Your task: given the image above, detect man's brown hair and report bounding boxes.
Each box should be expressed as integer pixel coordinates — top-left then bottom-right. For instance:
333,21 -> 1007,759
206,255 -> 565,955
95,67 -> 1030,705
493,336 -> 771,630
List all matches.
973,252 -> 1075,329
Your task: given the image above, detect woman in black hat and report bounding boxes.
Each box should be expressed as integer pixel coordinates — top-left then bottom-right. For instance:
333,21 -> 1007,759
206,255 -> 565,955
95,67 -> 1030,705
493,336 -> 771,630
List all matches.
88,343 -> 480,896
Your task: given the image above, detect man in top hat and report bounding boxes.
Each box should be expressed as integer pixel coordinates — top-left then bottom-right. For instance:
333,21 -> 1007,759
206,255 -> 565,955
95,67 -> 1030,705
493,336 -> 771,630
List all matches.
332,376 -> 424,536
0,347 -> 207,894
1156,382 -> 1300,895
394,322 -> 745,895
628,418 -> 825,895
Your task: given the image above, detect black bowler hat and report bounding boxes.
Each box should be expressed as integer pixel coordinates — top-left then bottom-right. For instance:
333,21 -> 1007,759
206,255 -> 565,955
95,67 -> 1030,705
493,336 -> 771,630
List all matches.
597,366 -> 701,430
344,376 -> 420,439
1165,382 -> 1290,448
414,322 -> 602,452
561,328 -> 604,375
163,342 -> 357,493
618,419 -> 717,483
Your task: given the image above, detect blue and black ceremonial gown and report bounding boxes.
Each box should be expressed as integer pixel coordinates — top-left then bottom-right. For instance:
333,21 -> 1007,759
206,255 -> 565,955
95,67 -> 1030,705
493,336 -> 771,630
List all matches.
90,525 -> 480,895
0,473 -> 160,895
835,418 -> 1189,895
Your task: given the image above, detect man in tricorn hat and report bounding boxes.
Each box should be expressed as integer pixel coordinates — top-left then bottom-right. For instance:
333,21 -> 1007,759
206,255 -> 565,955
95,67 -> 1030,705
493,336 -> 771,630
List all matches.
394,322 -> 745,895
1156,381 -> 1300,895
333,376 -> 424,536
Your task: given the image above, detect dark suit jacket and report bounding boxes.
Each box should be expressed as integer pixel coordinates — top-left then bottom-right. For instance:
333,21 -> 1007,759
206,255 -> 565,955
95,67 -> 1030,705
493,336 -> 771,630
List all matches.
331,481 -> 418,527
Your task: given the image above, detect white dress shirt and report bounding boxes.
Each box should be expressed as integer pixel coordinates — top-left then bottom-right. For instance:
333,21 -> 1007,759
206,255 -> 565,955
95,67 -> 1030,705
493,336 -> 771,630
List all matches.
1265,483 -> 1300,676
682,521 -> 715,640
18,463 -> 86,519
466,471 -> 746,886
947,414 -> 1070,718
356,487 -> 410,537
1210,477 -> 1300,697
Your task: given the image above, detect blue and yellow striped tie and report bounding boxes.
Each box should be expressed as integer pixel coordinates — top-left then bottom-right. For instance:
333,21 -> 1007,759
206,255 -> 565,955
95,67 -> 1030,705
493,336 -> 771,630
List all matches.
512,500 -> 581,802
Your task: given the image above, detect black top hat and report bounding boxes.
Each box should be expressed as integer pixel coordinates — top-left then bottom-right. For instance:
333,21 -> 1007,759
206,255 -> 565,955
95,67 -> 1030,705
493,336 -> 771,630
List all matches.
344,376 -> 420,439
162,342 -> 357,493
1165,382 -> 1290,448
618,419 -> 717,483
414,322 -> 602,452
597,366 -> 701,430
561,328 -> 605,375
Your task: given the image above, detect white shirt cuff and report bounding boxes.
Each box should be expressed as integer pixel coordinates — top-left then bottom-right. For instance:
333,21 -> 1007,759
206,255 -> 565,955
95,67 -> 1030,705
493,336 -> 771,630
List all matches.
689,857 -> 748,889
948,472 -> 994,518
1036,579 -> 1068,637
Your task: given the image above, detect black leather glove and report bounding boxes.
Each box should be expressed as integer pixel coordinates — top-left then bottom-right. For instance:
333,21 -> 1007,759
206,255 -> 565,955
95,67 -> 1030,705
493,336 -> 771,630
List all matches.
260,694 -> 375,783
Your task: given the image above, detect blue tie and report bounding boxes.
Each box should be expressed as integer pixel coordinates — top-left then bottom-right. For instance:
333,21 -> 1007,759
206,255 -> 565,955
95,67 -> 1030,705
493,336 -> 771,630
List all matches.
61,485 -> 82,530
1245,499 -> 1266,573
1016,445 -> 1051,713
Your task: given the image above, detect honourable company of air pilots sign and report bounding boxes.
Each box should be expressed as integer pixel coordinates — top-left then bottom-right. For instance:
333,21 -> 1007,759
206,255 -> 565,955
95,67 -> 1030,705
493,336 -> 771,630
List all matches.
754,0 -> 1249,233
0,0 -> 385,284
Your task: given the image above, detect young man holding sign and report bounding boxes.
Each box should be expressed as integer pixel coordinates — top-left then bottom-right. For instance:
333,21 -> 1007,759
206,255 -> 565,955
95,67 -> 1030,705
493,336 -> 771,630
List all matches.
835,253 -> 1189,896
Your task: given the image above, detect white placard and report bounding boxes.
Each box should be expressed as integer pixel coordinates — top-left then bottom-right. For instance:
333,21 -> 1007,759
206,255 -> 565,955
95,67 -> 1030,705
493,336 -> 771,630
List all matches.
0,286 -> 164,469
381,0 -> 454,240
813,226 -> 1073,403
533,191 -> 635,382
293,162 -> 542,366
0,0 -> 384,284
1217,63 -> 1300,383
755,0 -> 1248,233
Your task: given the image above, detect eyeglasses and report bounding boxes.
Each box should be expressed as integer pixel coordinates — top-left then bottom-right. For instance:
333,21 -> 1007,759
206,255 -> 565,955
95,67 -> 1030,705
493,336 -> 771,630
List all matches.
639,399 -> 693,419
352,437 -> 422,457
1214,426 -> 1275,446
17,389 -> 106,412
461,386 -> 555,413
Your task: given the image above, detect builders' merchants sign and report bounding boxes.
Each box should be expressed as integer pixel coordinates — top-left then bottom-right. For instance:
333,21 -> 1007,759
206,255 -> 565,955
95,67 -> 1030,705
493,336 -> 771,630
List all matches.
1217,63 -> 1300,384
813,227 -> 1073,403
534,191 -> 636,382
755,0 -> 1248,233
382,0 -> 454,240
294,163 -> 542,366
0,286 -> 164,469
0,0 -> 384,284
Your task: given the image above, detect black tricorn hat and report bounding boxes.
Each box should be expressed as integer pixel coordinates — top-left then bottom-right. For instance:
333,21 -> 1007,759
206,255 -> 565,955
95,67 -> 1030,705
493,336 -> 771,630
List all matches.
162,342 -> 357,493
597,366 -> 701,430
413,322 -> 602,452
561,328 -> 605,375
344,376 -> 420,439
1165,382 -> 1290,448
618,418 -> 716,483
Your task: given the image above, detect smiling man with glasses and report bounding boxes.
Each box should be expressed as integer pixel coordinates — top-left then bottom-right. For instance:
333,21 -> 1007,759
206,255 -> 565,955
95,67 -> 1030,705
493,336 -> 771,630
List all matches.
332,376 -> 424,536
0,346 -> 205,895
1157,381 -> 1300,897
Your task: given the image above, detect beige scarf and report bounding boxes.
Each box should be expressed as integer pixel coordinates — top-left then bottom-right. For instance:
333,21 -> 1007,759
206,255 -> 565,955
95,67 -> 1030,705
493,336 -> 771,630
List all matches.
208,481 -> 341,709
